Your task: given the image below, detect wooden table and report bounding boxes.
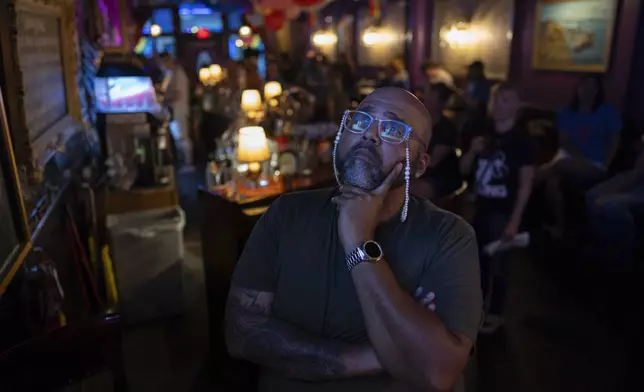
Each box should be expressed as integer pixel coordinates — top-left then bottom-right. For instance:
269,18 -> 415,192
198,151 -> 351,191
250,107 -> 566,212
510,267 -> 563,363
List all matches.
209,165 -> 335,216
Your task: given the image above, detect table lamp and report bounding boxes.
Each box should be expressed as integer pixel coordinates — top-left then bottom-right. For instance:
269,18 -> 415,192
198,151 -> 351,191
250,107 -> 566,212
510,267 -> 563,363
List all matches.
199,68 -> 211,85
241,89 -> 263,121
238,126 -> 270,181
264,81 -> 282,102
209,64 -> 223,83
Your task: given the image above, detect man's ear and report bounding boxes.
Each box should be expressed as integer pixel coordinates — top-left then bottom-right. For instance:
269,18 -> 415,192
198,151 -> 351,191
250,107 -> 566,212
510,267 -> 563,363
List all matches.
415,152 -> 430,179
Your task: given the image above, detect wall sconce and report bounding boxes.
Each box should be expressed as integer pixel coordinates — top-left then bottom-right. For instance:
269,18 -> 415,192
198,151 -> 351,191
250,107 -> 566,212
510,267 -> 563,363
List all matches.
150,24 -> 162,37
361,27 -> 395,47
312,31 -> 338,47
239,25 -> 252,38
440,23 -> 481,48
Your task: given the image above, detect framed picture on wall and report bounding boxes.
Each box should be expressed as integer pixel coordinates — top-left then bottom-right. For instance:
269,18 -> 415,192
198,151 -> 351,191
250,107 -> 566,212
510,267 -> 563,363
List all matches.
0,88 -> 31,295
532,0 -> 618,72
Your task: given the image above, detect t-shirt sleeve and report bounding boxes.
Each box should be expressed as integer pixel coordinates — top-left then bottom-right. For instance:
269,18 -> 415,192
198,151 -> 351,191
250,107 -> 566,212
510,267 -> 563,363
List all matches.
231,197 -> 286,292
419,216 -> 482,342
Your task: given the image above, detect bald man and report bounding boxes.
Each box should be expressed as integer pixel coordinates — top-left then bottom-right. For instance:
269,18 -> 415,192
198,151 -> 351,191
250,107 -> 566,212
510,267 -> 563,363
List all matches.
225,88 -> 482,392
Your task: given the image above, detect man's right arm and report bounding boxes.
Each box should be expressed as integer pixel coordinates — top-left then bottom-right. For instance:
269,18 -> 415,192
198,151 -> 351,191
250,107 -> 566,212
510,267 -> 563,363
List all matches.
224,285 -> 382,382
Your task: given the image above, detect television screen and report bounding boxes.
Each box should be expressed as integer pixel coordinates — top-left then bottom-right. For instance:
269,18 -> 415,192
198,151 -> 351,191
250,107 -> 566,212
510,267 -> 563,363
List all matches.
94,77 -> 161,113
179,4 -> 223,33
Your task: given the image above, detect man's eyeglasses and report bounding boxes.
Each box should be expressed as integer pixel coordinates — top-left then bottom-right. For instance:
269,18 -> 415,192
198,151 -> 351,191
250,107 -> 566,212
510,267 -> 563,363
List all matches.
342,110 -> 426,147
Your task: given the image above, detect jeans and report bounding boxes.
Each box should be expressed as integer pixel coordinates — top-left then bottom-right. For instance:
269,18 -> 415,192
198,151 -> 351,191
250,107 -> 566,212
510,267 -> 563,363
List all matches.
472,210 -> 512,315
586,184 -> 644,263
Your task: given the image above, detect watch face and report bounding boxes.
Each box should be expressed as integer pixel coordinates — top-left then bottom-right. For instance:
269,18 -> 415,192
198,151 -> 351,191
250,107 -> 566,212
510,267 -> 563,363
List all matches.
364,241 -> 382,259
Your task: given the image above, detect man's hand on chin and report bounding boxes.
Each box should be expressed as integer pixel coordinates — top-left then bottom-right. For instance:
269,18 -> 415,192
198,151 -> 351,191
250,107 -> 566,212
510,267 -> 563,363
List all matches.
332,163 -> 403,253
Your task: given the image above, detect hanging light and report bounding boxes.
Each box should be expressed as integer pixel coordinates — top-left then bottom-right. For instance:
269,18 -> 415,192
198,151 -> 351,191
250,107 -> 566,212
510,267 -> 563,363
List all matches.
239,25 -> 252,38
150,24 -> 162,37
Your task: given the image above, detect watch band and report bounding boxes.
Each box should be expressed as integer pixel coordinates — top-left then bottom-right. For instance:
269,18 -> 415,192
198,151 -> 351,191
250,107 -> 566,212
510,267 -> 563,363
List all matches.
345,241 -> 383,271
345,246 -> 366,271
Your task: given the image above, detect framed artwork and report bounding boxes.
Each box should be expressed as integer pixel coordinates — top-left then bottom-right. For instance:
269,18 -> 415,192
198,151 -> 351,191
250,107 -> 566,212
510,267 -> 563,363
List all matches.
532,0 -> 618,72
0,87 -> 31,296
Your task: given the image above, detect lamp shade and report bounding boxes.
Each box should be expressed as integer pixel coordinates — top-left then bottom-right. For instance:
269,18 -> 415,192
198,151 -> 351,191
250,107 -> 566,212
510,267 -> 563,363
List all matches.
238,126 -> 270,163
209,64 -> 223,80
199,68 -> 211,84
241,89 -> 263,112
264,81 -> 282,100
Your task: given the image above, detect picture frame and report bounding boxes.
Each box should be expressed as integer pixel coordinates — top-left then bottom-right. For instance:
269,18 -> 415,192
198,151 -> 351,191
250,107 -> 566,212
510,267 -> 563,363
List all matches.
0,0 -> 82,183
0,87 -> 32,297
532,0 -> 618,72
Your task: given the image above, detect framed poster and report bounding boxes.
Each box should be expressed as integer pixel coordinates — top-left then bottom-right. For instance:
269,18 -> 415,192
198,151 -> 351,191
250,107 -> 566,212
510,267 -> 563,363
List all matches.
532,0 -> 618,72
0,88 -> 31,296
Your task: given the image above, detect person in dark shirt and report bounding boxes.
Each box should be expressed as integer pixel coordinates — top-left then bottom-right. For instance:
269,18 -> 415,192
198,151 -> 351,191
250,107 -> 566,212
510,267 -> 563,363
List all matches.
412,83 -> 462,199
225,87 -> 482,391
586,136 -> 644,263
460,82 -> 535,334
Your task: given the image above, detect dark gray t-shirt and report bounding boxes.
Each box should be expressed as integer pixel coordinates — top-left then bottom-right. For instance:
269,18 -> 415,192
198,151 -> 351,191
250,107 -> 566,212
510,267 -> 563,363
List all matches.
232,188 -> 482,391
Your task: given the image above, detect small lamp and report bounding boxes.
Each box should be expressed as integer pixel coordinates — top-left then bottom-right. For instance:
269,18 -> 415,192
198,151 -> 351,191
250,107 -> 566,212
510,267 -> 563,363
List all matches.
199,67 -> 211,85
264,81 -> 282,100
241,89 -> 263,120
209,64 -> 223,83
238,126 -> 271,177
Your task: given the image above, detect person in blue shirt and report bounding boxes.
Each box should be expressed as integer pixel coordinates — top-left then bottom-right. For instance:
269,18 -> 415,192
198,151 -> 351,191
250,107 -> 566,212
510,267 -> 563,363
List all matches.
465,60 -> 491,118
540,76 -> 622,238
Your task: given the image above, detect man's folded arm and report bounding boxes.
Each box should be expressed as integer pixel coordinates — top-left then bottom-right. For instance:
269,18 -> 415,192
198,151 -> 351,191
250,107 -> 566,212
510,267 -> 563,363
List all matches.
224,285 -> 382,382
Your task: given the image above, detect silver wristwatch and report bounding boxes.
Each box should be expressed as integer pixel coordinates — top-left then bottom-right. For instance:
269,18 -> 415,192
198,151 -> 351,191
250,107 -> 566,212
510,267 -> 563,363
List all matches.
345,240 -> 384,271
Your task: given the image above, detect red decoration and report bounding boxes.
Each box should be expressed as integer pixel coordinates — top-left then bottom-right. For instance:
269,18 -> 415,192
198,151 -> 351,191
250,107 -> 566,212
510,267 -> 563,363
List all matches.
293,0 -> 325,6
196,28 -> 210,39
264,10 -> 285,31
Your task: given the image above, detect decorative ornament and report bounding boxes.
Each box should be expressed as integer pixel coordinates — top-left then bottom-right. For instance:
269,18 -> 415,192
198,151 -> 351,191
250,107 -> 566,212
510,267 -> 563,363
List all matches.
264,10 -> 286,31
285,6 -> 302,20
253,0 -> 273,16
259,0 -> 292,11
292,0 -> 325,6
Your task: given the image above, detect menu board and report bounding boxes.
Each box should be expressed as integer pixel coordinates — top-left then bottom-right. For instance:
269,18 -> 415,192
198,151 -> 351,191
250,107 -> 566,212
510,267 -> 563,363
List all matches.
16,8 -> 67,141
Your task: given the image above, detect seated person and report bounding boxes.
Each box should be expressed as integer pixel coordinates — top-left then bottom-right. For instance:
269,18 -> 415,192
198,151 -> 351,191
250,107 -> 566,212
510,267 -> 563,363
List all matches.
412,83 -> 462,200
538,76 -> 621,237
459,83 -> 535,334
225,87 -> 482,391
586,135 -> 644,262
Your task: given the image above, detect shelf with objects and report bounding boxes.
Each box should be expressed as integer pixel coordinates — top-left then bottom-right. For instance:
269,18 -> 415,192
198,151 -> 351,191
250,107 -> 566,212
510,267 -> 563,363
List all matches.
94,55 -> 186,324
198,59 -> 339,216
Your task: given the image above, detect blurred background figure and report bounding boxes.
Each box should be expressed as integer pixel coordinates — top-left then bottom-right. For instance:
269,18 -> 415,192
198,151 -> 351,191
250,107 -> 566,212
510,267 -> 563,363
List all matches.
460,83 -> 535,334
538,76 -> 621,238
388,57 -> 410,90
421,60 -> 455,88
466,60 -> 491,118
161,52 -> 192,168
586,134 -> 644,262
412,82 -> 461,200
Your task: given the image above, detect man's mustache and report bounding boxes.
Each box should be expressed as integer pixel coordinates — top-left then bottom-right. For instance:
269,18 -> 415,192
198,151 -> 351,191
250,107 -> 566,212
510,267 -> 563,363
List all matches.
348,142 -> 382,165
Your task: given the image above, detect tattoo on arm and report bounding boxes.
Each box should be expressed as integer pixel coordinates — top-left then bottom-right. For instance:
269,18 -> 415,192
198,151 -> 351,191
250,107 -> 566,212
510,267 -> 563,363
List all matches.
225,286 -> 358,381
